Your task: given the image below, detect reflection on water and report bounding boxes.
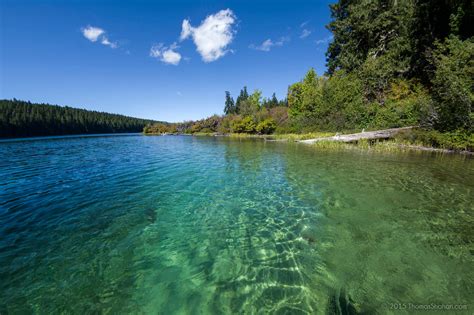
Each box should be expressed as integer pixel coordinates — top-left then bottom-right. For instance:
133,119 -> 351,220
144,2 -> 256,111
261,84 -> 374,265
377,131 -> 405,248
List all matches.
0,135 -> 472,314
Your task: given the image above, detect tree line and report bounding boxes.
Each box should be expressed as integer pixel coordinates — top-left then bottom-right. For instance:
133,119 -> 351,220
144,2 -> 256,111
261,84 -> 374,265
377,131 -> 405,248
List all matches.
0,99 -> 160,138
144,87 -> 289,135
145,0 -> 473,144
224,87 -> 288,115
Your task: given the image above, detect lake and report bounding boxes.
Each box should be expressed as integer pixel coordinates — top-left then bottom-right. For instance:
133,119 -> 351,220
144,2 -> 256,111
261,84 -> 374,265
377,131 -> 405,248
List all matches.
0,134 -> 472,314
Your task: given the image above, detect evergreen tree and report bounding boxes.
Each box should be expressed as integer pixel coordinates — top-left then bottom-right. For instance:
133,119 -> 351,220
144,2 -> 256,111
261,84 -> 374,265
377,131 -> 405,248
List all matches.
409,0 -> 473,82
326,0 -> 473,82
270,93 -> 279,108
278,97 -> 288,107
262,93 -> 280,108
326,0 -> 414,76
235,86 -> 249,114
224,91 -> 236,115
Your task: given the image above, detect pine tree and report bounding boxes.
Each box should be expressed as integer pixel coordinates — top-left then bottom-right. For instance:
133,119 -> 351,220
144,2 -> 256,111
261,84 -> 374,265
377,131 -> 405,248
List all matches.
235,86 -> 249,114
224,91 -> 235,115
270,93 -> 278,108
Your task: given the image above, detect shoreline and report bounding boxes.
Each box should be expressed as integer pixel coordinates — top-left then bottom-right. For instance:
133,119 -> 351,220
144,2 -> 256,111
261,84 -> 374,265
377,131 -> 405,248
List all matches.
143,131 -> 474,155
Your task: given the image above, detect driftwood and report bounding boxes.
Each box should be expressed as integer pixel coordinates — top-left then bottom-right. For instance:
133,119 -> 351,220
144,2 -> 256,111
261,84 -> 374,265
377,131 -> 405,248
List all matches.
298,127 -> 414,144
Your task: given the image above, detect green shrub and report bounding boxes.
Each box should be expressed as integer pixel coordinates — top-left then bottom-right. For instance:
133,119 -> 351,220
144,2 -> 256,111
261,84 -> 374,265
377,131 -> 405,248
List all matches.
431,36 -> 473,131
143,123 -> 176,134
369,79 -> 432,129
288,68 -> 325,118
396,128 -> 474,151
321,71 -> 365,130
255,118 -> 276,134
231,116 -> 256,133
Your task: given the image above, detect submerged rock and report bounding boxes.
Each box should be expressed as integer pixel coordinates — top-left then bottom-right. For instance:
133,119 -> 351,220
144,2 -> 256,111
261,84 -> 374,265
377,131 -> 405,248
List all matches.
326,289 -> 360,315
301,227 -> 318,245
145,208 -> 157,224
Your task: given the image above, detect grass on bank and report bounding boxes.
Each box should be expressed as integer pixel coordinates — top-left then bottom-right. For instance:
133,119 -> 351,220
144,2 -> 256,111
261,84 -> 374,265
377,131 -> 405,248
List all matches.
394,129 -> 474,152
303,129 -> 473,153
144,128 -> 473,153
308,139 -> 450,154
168,131 -> 335,140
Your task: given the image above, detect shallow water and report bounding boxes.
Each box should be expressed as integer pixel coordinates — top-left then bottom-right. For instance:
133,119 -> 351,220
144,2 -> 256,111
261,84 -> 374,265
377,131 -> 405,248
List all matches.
0,135 -> 473,314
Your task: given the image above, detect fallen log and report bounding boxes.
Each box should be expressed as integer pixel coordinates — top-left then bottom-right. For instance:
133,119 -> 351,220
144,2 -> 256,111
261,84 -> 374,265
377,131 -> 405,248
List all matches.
298,126 -> 414,144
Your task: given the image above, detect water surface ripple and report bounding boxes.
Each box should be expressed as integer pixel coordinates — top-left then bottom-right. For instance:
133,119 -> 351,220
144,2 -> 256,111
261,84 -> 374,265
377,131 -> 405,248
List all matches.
0,135 -> 473,314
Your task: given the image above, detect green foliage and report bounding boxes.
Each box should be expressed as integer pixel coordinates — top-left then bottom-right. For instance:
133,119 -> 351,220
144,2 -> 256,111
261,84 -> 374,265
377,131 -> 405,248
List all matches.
368,79 -> 432,129
410,0 -> 473,82
288,69 -> 356,131
326,0 -> 473,80
239,90 -> 262,117
286,70 -> 430,132
217,115 -> 236,134
326,0 -> 414,75
248,90 -> 262,107
269,106 -> 291,133
231,116 -> 256,133
225,88 -> 286,127
357,54 -> 402,104
262,93 -> 279,108
396,128 -> 474,151
238,100 -> 255,117
319,71 -> 366,130
145,115 -> 223,135
146,100 -> 287,136
235,86 -> 249,114
178,115 -> 220,134
255,118 -> 276,134
144,123 -> 177,134
430,36 -> 473,131
288,68 -> 325,118
0,99 -> 159,138
287,82 -> 303,117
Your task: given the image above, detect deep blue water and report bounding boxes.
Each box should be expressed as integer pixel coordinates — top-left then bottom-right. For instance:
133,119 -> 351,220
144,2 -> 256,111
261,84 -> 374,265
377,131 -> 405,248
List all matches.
0,134 -> 473,314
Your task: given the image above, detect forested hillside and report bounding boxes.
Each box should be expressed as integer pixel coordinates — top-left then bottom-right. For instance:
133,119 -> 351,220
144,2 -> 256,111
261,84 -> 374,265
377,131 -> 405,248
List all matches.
145,0 -> 473,150
0,99 -> 160,138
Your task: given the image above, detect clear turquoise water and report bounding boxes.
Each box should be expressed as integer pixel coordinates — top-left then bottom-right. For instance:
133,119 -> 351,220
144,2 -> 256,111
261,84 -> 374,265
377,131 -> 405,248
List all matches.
0,135 -> 473,314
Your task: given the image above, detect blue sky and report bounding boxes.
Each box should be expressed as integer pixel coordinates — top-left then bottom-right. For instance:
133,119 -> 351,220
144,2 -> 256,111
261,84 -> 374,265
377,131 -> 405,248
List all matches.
1,0 -> 334,122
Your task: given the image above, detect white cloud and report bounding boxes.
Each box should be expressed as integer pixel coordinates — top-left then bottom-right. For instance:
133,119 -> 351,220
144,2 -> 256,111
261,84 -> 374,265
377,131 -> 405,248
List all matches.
180,9 -> 236,62
82,26 -> 105,42
300,29 -> 311,39
180,20 -> 193,41
101,36 -> 118,48
300,20 -> 309,28
276,36 -> 290,45
81,25 -> 118,48
150,44 -> 163,58
249,36 -> 289,52
150,43 -> 182,65
162,49 -> 181,65
250,39 -> 273,51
